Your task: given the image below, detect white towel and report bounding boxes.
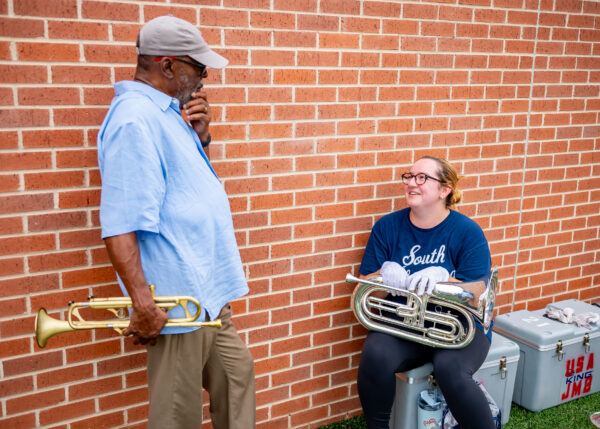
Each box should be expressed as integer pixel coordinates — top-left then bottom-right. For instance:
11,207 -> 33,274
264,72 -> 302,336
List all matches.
545,305 -> 600,329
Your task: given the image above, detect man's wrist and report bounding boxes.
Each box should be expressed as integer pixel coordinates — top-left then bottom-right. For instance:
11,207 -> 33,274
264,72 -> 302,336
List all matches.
128,283 -> 156,308
200,133 -> 211,148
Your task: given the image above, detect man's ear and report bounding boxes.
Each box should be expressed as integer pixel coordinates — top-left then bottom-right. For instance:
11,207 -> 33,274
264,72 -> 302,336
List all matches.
157,57 -> 176,79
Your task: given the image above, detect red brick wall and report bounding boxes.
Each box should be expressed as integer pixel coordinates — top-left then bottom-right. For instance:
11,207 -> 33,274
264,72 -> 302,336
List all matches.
1,0 -> 599,427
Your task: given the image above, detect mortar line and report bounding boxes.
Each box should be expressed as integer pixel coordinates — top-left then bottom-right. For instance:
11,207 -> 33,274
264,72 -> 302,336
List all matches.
511,0 -> 542,312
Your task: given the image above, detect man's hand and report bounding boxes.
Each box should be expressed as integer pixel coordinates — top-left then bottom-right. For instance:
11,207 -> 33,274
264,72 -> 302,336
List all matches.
183,89 -> 211,142
104,233 -> 168,346
123,300 -> 168,346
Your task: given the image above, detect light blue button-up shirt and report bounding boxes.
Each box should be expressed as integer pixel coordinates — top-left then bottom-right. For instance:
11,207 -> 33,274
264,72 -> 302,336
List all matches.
97,81 -> 248,334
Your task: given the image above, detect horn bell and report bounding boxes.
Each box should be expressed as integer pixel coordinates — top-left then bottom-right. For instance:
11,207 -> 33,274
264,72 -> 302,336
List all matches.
434,268 -> 498,332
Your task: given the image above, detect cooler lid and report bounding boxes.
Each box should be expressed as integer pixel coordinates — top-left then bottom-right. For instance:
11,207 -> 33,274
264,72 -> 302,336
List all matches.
546,299 -> 600,317
485,332 -> 520,362
493,306 -> 600,351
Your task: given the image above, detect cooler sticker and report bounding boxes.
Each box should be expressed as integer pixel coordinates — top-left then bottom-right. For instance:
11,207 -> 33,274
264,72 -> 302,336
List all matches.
561,353 -> 594,401
522,316 -> 551,328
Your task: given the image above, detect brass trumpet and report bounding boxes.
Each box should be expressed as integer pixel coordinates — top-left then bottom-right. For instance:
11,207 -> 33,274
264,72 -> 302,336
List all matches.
347,269 -> 498,349
35,285 -> 221,348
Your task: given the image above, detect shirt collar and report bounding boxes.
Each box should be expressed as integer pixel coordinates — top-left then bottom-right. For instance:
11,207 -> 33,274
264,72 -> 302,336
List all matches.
114,80 -> 179,112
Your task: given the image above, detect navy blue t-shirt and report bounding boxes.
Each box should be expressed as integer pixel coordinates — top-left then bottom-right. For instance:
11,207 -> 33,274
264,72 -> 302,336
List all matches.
360,208 -> 491,280
359,208 -> 493,339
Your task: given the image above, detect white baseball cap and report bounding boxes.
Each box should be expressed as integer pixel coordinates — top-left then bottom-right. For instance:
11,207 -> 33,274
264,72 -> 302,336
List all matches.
137,15 -> 228,69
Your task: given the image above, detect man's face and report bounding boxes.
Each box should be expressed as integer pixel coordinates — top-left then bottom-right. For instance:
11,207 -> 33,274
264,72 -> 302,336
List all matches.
172,56 -> 208,107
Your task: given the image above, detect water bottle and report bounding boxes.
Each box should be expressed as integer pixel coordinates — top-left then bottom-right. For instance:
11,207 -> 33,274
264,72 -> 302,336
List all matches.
417,386 -> 445,429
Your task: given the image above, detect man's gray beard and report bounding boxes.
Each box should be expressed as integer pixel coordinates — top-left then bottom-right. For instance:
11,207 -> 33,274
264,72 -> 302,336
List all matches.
176,75 -> 202,108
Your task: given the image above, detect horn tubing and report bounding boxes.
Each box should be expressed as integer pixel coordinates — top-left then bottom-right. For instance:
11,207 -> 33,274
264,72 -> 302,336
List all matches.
347,270 -> 497,349
351,282 -> 474,349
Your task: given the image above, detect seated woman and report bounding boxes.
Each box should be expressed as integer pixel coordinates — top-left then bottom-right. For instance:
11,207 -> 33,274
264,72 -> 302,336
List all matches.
357,155 -> 494,429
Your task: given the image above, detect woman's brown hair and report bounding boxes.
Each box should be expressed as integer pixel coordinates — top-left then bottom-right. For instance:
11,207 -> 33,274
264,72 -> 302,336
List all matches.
420,156 -> 463,208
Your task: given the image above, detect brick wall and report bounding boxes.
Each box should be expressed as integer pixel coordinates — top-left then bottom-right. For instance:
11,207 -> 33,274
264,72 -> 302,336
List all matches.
1,0 -> 599,427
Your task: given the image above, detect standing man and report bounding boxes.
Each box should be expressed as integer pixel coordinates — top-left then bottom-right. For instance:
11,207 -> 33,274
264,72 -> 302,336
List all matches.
97,15 -> 255,429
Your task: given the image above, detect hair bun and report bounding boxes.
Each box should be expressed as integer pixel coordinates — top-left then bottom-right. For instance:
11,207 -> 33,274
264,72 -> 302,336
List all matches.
450,189 -> 462,206
420,155 -> 461,208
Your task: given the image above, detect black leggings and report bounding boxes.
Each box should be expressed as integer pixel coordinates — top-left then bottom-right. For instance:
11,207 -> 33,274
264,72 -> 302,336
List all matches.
357,329 -> 495,429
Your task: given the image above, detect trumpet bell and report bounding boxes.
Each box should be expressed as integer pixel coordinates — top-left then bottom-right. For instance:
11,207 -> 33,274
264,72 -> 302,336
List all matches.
35,308 -> 76,348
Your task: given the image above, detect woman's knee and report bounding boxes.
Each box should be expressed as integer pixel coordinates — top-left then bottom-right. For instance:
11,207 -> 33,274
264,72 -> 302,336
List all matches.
432,356 -> 472,394
432,353 -> 463,376
360,333 -> 400,372
358,336 -> 403,392
435,335 -> 490,383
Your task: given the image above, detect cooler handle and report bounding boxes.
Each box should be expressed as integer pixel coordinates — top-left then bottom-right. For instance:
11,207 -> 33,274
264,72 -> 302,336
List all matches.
499,356 -> 507,380
556,340 -> 564,361
584,333 -> 590,353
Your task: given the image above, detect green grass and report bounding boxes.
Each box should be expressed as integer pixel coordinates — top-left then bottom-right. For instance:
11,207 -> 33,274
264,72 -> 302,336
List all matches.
504,392 -> 600,429
318,415 -> 365,429
319,392 -> 600,428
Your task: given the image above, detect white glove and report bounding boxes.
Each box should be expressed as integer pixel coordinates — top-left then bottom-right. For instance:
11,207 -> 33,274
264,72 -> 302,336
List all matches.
380,261 -> 408,296
407,266 -> 450,296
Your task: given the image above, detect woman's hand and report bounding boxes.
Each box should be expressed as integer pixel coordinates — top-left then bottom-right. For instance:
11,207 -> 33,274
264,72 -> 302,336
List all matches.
380,261 -> 408,296
406,266 -> 450,296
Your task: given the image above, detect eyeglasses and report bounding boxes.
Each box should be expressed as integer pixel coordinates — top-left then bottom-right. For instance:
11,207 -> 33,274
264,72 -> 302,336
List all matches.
154,56 -> 207,76
401,173 -> 443,185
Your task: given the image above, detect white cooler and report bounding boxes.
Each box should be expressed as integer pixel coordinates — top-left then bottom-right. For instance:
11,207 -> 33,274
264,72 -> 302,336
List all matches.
390,332 -> 520,428
493,299 -> 600,412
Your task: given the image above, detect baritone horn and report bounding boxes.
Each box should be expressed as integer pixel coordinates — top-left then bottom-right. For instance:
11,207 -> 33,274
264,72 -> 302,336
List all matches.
347,268 -> 498,349
35,285 -> 221,348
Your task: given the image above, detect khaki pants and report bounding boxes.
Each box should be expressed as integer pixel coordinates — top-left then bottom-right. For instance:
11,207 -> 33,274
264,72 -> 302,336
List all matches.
147,304 -> 255,429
